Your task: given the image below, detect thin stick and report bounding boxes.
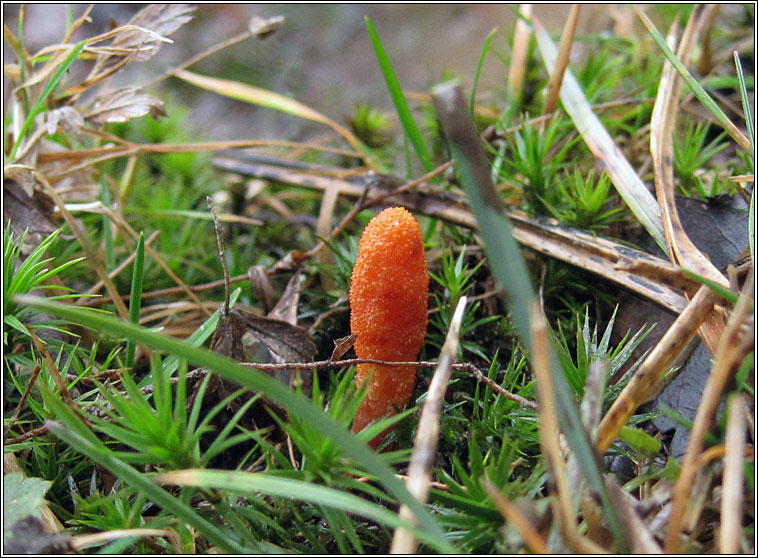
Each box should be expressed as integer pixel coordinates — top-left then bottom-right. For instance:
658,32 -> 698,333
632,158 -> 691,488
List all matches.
207,197 -> 231,312
507,4 -> 532,99
26,325 -> 88,425
391,296 -> 467,554
3,355 -> 535,447
4,365 -> 41,435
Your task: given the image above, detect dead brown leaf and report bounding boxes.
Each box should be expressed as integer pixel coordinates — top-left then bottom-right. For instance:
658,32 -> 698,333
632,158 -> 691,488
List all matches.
247,265 -> 275,314
330,334 -> 356,361
3,175 -> 57,246
267,270 -> 304,326
239,309 -> 317,364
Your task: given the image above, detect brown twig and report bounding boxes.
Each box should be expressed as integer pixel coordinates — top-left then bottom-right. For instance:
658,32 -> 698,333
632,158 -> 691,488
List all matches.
4,356 -> 534,447
35,171 -> 130,320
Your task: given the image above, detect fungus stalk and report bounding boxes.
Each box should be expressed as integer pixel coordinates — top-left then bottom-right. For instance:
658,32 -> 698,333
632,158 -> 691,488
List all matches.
349,207 -> 429,448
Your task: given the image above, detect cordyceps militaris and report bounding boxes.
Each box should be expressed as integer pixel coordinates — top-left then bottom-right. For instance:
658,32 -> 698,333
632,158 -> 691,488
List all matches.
349,207 -> 429,449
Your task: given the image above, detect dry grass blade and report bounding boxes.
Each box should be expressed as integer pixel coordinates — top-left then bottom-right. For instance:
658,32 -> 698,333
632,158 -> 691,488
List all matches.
648,10 -> 728,357
531,16 -> 667,253
481,477 -> 551,554
596,284 -> 719,454
721,395 -> 748,554
649,10 -> 728,285
507,4 -> 532,100
541,4 -> 580,120
635,6 -> 752,153
172,69 -> 371,166
558,360 -> 607,530
390,296 -> 467,554
529,302 -> 608,554
63,200 -> 209,315
33,172 -> 130,320
665,270 -> 754,552
219,156 -> 692,313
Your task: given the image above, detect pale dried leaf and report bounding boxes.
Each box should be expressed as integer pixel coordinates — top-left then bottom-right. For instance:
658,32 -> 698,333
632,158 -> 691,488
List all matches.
4,164 -> 40,197
268,271 -> 304,325
46,106 -> 85,140
5,63 -> 21,81
88,4 -> 195,78
111,4 -> 195,61
249,15 -> 285,39
86,87 -> 166,124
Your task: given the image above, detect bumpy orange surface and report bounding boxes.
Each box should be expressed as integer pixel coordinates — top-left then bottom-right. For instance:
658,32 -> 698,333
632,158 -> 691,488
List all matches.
349,207 -> 428,448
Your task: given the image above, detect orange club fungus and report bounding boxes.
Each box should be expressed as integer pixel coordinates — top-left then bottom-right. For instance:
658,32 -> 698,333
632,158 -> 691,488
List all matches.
349,207 -> 429,448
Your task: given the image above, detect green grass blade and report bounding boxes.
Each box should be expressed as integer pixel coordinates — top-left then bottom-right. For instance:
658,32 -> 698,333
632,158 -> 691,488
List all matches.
156,469 -> 447,552
531,18 -> 667,254
470,27 -> 499,119
680,268 -> 739,305
734,51 -> 754,263
35,376 -> 254,552
45,423 -> 252,552
125,232 -> 145,370
100,182 -> 115,272
9,40 -> 85,161
734,52 -> 754,153
14,295 -> 455,553
431,82 -> 629,552
636,7 -> 751,152
365,16 -> 433,173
